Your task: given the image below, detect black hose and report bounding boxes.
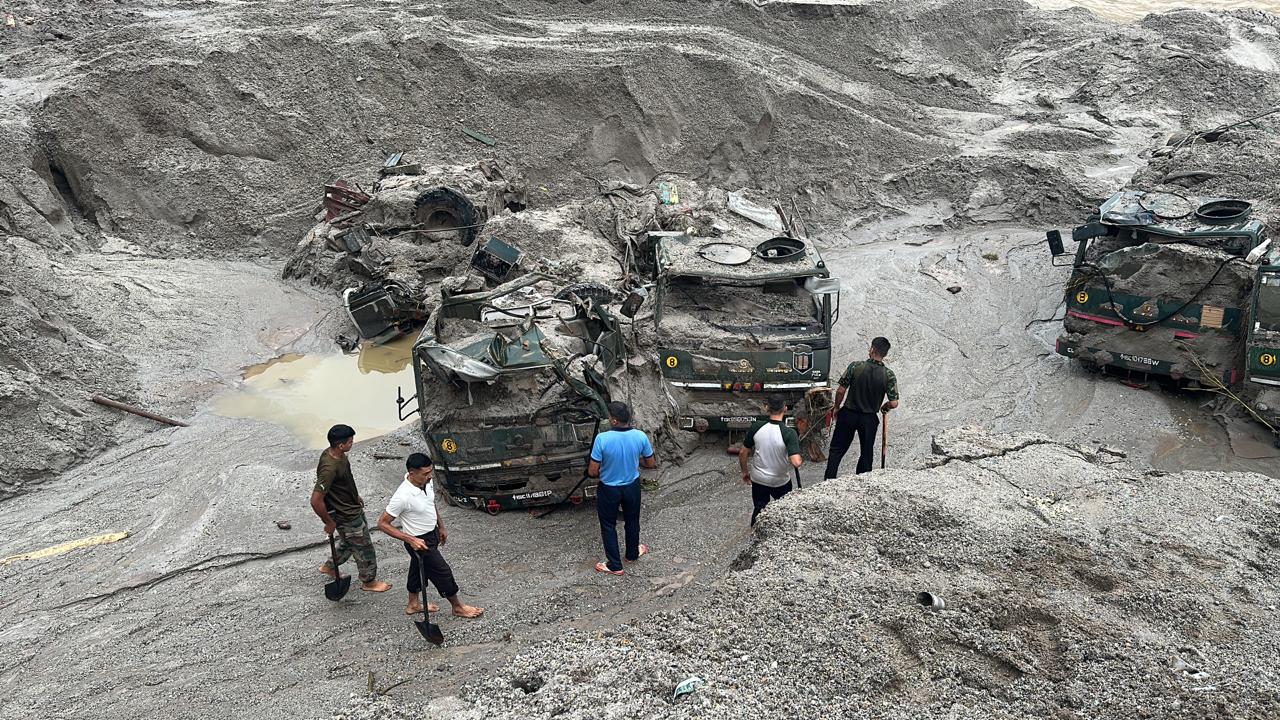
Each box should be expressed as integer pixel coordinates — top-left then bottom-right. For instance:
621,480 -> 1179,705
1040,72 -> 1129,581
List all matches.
1077,254 -> 1245,328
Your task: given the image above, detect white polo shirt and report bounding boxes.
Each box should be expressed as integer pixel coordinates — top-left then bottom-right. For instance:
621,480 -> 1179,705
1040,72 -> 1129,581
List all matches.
385,473 -> 438,536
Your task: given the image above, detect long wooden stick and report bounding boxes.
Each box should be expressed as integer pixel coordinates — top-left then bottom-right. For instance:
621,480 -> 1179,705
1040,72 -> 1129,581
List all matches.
91,395 -> 189,427
881,411 -> 888,469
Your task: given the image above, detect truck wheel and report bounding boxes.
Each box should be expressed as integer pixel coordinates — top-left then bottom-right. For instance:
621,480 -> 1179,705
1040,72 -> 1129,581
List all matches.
413,187 -> 481,246
555,282 -> 614,306
436,483 -> 463,508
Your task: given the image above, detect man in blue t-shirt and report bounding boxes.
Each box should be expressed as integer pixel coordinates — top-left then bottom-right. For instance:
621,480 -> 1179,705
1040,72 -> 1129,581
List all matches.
588,401 -> 658,575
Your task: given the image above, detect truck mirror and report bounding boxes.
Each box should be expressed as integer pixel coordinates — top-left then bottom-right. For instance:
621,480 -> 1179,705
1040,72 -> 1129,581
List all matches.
1046,230 -> 1065,256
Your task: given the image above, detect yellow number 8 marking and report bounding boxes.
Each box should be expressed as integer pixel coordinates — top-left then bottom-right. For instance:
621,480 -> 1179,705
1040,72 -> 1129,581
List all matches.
665,356 -> 678,368
1075,291 -> 1089,304
1262,353 -> 1277,367
441,439 -> 458,453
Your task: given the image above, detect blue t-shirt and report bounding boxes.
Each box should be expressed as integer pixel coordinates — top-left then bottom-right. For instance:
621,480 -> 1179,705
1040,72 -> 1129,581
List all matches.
590,427 -> 654,487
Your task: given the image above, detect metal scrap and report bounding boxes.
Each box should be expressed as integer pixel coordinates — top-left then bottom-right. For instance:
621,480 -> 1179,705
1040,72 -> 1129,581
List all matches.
462,127 -> 497,146
727,190 -> 785,232
322,180 -> 371,222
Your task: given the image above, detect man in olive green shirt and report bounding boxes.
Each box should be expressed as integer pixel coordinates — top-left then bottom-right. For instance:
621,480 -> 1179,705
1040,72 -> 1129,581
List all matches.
309,424 -> 391,592
824,336 -> 900,478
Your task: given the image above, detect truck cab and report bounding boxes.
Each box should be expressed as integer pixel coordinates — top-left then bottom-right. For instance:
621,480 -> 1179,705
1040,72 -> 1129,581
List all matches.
1051,190 -> 1268,387
407,275 -> 624,512
649,231 -> 839,433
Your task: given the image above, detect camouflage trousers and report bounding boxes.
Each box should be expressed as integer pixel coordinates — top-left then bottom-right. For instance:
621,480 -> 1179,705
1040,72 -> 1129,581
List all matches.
323,513 -> 378,583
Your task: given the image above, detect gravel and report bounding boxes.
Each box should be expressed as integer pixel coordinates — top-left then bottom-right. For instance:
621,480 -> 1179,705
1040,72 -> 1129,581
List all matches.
343,428 -> 1280,719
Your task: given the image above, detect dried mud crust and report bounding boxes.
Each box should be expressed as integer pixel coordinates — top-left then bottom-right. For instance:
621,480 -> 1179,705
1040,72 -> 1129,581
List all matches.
659,281 -> 820,344
1082,242 -> 1255,311
385,428 -> 1280,720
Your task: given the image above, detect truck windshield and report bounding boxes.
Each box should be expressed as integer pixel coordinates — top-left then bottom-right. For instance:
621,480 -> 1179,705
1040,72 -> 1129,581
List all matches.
1256,274 -> 1280,333
659,277 -> 822,338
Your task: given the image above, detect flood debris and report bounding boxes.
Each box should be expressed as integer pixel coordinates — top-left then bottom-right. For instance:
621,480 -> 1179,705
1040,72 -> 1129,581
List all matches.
0,531 -> 130,566
343,279 -> 429,344
90,394 -> 189,427
291,161 -> 843,507
672,676 -> 705,701
915,591 -> 946,610
461,128 -> 498,146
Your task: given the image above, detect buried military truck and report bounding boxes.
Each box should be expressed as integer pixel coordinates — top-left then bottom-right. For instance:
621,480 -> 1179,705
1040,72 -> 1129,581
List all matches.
646,229 -> 839,443
399,274 -> 626,512
1047,189 -> 1280,434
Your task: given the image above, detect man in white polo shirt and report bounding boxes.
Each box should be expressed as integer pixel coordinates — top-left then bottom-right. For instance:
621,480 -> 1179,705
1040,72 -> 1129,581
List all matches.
377,453 -> 483,618
738,395 -> 804,526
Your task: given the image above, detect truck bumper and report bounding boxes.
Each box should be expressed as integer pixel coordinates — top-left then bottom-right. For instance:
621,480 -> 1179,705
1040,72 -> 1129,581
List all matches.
437,458 -> 597,512
678,412 -> 797,433
1056,336 -> 1238,385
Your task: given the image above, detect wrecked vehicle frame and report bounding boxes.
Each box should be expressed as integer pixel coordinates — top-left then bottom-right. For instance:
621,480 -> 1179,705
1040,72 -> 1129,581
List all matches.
400,274 -> 625,512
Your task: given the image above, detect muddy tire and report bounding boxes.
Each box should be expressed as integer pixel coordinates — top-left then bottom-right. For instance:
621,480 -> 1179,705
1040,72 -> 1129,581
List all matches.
555,282 -> 614,306
435,482 -> 463,508
413,187 -> 481,246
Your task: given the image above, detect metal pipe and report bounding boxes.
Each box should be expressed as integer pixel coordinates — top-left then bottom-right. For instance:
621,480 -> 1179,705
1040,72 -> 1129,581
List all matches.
917,592 -> 946,610
91,395 -> 189,427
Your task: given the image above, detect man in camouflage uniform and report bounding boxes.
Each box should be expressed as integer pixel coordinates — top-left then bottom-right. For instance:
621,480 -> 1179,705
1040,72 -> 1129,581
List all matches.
309,424 -> 391,592
824,337 -> 900,478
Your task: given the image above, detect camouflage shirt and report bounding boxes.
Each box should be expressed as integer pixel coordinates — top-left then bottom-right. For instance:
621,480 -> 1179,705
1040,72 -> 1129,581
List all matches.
315,450 -> 364,522
837,359 -> 899,413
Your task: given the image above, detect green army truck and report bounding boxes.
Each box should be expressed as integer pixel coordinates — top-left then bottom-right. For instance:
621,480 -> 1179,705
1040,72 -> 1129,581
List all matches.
1046,189 -> 1280,433
647,231 -> 840,435
399,275 -> 625,512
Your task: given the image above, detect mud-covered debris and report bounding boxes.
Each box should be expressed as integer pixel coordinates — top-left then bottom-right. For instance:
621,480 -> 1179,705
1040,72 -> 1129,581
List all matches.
672,676 -> 705,701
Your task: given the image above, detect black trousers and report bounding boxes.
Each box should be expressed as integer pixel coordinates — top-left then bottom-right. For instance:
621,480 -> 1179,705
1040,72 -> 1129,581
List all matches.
597,480 -> 642,571
750,480 -> 793,526
825,408 -> 879,478
403,529 -> 459,598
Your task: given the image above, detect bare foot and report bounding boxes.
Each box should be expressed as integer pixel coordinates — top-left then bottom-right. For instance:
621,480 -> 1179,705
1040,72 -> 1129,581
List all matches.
319,563 -> 338,579
361,580 -> 392,593
404,602 -> 440,615
452,604 -> 485,618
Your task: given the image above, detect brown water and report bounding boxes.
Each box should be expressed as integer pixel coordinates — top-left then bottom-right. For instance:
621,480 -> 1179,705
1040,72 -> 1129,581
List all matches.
212,336 -> 418,448
1033,0 -> 1280,21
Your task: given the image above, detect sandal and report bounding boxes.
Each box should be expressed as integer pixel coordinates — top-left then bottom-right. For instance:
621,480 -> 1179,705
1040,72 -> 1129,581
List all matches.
595,562 -> 624,576
625,544 -> 649,563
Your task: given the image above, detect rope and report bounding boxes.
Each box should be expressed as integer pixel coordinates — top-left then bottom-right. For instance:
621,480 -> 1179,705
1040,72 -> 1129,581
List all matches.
1183,350 -> 1277,435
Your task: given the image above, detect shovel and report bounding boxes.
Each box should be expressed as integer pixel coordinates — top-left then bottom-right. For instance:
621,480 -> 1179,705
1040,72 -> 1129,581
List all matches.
880,410 -> 889,470
414,550 -> 445,645
324,532 -> 352,601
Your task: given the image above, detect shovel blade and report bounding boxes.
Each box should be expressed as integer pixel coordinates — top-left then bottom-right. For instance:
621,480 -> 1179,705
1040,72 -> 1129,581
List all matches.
324,575 -> 352,601
415,619 -> 445,645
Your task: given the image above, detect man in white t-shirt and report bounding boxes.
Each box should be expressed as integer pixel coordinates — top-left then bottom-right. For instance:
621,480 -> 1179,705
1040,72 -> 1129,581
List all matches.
738,395 -> 804,526
377,453 -> 483,618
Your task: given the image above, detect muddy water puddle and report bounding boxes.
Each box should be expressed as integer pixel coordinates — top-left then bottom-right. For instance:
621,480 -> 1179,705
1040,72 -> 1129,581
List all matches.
212,336 -> 417,448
